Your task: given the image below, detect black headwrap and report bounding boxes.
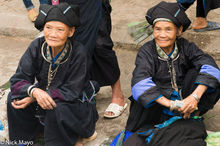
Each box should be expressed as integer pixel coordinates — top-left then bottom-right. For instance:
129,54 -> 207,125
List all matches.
146,1 -> 191,32
35,2 -> 80,30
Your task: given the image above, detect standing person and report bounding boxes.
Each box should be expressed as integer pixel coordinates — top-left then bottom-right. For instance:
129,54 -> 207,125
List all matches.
22,0 -> 48,22
178,0 -> 220,32
7,3 -> 98,146
58,0 -> 127,118
111,1 -> 220,145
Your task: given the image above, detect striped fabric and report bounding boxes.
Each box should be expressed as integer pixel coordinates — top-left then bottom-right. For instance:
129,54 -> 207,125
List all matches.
132,77 -> 156,101
200,65 -> 220,82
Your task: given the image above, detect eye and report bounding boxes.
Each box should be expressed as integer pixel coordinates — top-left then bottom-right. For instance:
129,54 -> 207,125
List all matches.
45,26 -> 52,30
58,28 -> 64,32
166,27 -> 173,32
154,27 -> 160,31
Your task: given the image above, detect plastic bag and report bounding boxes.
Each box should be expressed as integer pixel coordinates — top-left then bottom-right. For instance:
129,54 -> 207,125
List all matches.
0,89 -> 9,141
206,132 -> 220,146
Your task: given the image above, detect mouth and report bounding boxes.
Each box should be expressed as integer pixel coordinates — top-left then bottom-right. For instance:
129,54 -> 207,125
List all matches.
48,39 -> 58,42
157,39 -> 168,42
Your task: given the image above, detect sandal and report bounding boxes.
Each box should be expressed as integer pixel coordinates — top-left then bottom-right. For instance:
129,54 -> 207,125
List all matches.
193,21 -> 220,32
27,9 -> 38,22
104,103 -> 128,118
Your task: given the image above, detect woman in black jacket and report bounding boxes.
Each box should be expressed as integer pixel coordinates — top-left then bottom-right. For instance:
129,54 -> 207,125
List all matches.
111,1 -> 220,146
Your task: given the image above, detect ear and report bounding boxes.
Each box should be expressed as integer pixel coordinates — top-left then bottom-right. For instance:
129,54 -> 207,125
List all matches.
68,27 -> 75,37
177,26 -> 183,36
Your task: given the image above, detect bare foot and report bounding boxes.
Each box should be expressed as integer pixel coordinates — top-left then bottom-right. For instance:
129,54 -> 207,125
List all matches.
192,17 -> 208,29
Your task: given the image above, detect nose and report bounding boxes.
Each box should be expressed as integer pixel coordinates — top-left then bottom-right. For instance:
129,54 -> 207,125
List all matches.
49,29 -> 58,37
159,30 -> 166,37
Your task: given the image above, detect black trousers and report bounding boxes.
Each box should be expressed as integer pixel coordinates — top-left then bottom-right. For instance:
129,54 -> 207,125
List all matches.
7,97 -> 98,146
60,0 -> 120,87
123,119 -> 207,146
179,0 -> 220,17
90,0 -> 120,87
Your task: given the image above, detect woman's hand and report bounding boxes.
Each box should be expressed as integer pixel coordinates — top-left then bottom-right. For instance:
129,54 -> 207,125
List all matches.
11,97 -> 35,109
178,95 -> 198,118
32,88 -> 57,110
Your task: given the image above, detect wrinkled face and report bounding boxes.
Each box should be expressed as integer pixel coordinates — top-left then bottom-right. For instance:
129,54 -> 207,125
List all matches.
44,21 -> 75,49
153,21 -> 182,51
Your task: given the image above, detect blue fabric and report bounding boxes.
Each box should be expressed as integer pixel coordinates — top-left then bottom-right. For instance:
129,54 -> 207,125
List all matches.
171,90 -> 181,100
132,77 -> 156,101
155,116 -> 182,128
144,95 -> 162,108
23,0 -> 48,10
0,120 -> 3,131
49,47 -> 64,69
200,65 -> 220,82
203,0 -> 206,12
177,0 -> 195,3
110,131 -> 133,146
145,132 -> 154,143
168,48 -> 175,57
162,90 -> 181,116
163,108 -> 175,116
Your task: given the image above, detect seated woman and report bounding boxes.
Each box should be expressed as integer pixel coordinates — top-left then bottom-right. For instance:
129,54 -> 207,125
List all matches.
111,1 -> 220,146
7,3 -> 98,146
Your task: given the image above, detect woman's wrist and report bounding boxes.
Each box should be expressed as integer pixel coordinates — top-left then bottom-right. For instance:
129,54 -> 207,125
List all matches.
156,96 -> 171,108
27,85 -> 36,98
191,93 -> 200,103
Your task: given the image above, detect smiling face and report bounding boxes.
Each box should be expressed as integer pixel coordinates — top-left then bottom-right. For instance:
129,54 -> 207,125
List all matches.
153,21 -> 183,54
44,21 -> 75,50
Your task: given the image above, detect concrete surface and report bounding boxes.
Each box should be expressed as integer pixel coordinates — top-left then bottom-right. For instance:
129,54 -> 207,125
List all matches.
0,0 -> 220,145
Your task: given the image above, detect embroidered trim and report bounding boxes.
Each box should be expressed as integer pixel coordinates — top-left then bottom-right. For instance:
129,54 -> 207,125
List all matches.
156,42 -> 178,60
41,40 -> 72,90
156,42 -> 179,92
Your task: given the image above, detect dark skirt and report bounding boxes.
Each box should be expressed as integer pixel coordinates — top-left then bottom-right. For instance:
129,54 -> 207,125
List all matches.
123,119 -> 207,146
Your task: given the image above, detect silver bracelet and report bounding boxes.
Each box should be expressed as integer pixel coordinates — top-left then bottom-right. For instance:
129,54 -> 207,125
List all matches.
170,100 -> 183,111
30,88 -> 36,98
191,93 -> 200,103
27,85 -> 36,98
169,100 -> 175,111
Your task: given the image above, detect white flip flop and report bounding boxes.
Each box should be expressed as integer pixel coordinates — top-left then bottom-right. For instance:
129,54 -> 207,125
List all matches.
104,103 -> 128,118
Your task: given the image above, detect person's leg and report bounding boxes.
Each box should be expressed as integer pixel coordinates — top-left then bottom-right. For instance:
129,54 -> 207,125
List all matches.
92,0 -> 126,117
192,0 -> 208,29
103,78 -> 126,117
111,79 -> 125,107
44,101 -> 98,146
177,0 -> 195,11
192,0 -> 220,31
39,0 -> 48,4
44,109 -> 73,146
7,95 -> 42,142
23,0 -> 38,22
23,0 -> 34,11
